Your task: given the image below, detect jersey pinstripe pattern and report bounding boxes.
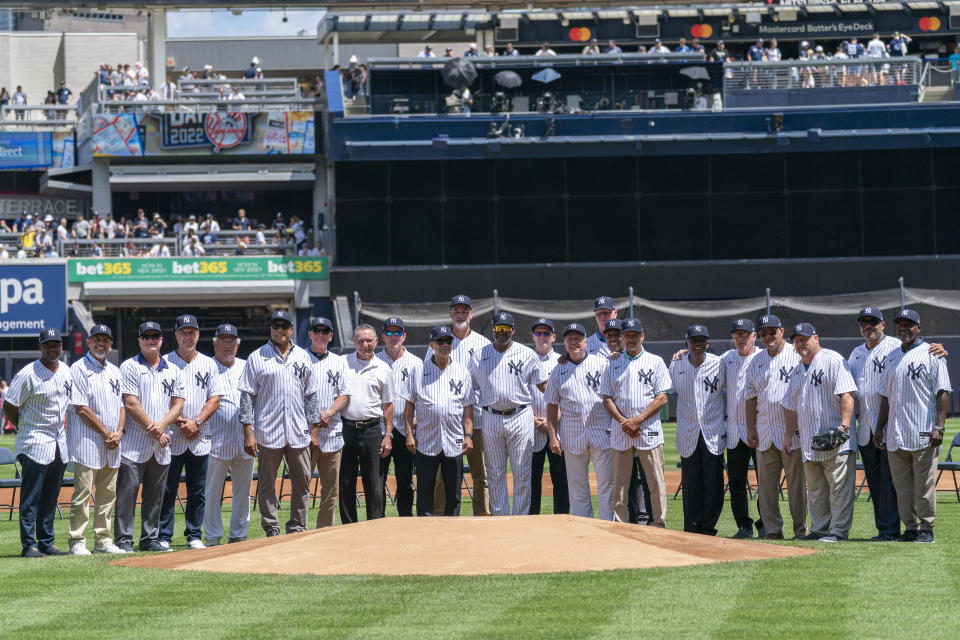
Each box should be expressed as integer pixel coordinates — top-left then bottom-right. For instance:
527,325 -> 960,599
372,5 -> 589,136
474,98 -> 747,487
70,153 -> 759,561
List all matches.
407,358 -> 473,457
237,342 -> 320,449
847,335 -> 901,446
544,353 -> 611,455
781,348 -> 858,462
207,358 -> 249,461
881,341 -> 952,452
376,349 -> 423,435
310,351 -> 353,452
66,353 -> 123,469
119,354 -> 186,465
469,342 -> 548,409
6,360 -> 71,465
720,347 -> 760,448
426,330 -> 490,423
531,350 -> 560,451
164,351 -> 225,456
587,332 -> 611,358
342,353 -> 395,424
669,354 -> 726,458
744,343 -> 801,451
600,350 -> 672,451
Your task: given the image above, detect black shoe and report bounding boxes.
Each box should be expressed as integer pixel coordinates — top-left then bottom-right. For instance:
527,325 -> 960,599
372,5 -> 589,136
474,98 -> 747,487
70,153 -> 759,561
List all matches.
117,542 -> 134,553
265,528 -> 281,538
756,522 -> 766,539
139,541 -> 173,553
915,530 -> 934,544
40,545 -> 69,556
796,532 -> 821,541
870,533 -> 899,542
898,530 -> 919,542
732,526 -> 754,539
21,546 -> 46,558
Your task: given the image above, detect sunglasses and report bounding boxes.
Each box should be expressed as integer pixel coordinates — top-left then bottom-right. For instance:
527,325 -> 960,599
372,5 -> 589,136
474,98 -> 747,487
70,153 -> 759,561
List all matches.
533,331 -> 553,337
310,327 -> 332,334
383,330 -> 403,337
758,329 -> 779,337
492,324 -> 513,333
140,334 -> 161,341
858,318 -> 881,327
435,337 -> 454,345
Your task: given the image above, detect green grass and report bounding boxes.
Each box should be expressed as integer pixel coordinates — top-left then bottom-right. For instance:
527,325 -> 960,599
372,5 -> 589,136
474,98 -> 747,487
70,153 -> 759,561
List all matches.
2,426 -> 960,637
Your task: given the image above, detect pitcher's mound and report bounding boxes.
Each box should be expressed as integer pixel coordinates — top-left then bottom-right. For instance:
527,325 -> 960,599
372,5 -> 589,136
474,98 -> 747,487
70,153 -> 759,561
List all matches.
112,515 -> 816,576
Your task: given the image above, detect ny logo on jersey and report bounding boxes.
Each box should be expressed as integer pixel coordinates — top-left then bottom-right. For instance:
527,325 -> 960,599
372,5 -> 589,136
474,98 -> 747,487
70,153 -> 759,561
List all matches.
401,367 -> 409,383
109,378 -> 121,395
810,370 -> 824,386
778,367 -> 791,383
194,372 -> 210,389
449,379 -> 464,394
292,363 -> 308,379
63,380 -> 72,396
703,376 -> 719,393
872,357 -> 885,374
508,360 -> 524,376
585,371 -> 601,390
468,348 -> 475,358
327,371 -> 341,386
162,379 -> 176,396
907,363 -> 927,380
637,369 -> 654,385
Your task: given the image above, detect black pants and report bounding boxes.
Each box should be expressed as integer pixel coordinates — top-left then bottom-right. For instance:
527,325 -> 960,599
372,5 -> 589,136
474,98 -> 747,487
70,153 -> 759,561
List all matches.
681,434 -> 726,536
114,456 -> 169,549
726,440 -> 761,532
529,442 -> 569,515
159,449 -> 208,543
379,428 -> 415,517
17,447 -> 66,551
860,439 -> 901,536
339,421 -> 384,524
415,452 -> 462,516
628,456 -> 654,524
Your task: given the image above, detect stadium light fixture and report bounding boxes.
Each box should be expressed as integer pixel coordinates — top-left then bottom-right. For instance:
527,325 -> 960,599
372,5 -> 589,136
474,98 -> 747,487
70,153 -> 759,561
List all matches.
906,2 -> 939,9
666,9 -> 699,18
527,12 -> 559,21
561,11 -> 594,21
838,4 -> 869,12
804,5 -> 836,13
871,3 -> 905,10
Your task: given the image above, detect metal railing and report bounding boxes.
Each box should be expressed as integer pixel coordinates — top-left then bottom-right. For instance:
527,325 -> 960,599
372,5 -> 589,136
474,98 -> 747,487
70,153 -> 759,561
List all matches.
0,104 -> 77,124
723,56 -> 923,93
54,234 -> 295,258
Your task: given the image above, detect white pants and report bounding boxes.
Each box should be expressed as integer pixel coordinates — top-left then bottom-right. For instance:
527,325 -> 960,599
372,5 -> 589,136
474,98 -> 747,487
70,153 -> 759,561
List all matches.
203,452 -> 255,544
482,408 -> 534,516
565,444 -> 614,520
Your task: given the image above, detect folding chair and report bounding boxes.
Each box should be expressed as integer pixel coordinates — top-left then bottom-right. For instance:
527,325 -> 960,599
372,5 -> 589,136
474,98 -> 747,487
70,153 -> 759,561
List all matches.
935,431 -> 960,503
0,448 -> 22,520
56,461 -> 77,519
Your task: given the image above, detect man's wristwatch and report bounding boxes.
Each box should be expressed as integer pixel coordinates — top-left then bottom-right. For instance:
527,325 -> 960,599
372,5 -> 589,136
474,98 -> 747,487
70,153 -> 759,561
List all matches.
934,425 -> 945,434
195,417 -> 204,428
464,434 -> 473,439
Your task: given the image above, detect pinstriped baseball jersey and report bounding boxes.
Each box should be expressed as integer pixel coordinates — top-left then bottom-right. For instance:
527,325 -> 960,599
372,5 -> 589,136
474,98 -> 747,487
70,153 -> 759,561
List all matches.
531,349 -> 560,451
310,351 -> 352,453
237,342 -> 320,449
847,335 -> 901,447
6,360 -> 71,465
407,358 -> 473,457
669,353 -> 726,458
600,350 -> 672,452
66,353 -> 123,469
744,343 -> 801,450
781,348 -> 858,462
207,357 -> 250,461
544,353 -> 610,455
881,340 -> 951,452
587,332 -> 611,358
426,330 -> 490,420
376,348 -> 423,435
342,353 -> 395,423
469,342 -> 548,410
164,351 -> 225,456
720,347 -> 760,448
119,354 -> 186,465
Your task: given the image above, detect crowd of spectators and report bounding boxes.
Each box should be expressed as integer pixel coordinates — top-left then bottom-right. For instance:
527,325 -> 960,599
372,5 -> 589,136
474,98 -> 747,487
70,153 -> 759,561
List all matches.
0,81 -> 73,120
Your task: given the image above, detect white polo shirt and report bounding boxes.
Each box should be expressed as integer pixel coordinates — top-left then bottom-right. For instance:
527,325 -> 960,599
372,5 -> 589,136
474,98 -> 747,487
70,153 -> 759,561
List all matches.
342,352 -> 395,423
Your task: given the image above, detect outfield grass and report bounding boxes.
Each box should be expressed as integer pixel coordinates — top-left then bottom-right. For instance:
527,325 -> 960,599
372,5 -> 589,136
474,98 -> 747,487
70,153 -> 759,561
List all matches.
2,426 -> 960,638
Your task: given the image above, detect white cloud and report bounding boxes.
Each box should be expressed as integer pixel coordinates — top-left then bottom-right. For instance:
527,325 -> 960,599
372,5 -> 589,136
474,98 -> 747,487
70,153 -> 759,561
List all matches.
167,9 -> 327,38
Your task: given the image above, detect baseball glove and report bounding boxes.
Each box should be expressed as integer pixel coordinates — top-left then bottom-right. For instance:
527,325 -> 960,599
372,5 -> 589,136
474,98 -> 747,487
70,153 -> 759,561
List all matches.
811,427 -> 849,452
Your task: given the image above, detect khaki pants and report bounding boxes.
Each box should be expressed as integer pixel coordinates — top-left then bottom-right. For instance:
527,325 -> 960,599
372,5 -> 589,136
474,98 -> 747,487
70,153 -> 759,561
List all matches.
888,447 -> 938,531
68,463 -> 118,548
756,446 -> 808,538
435,430 -> 490,516
257,445 -> 310,535
311,447 -> 342,528
612,446 -> 666,527
804,453 -> 854,539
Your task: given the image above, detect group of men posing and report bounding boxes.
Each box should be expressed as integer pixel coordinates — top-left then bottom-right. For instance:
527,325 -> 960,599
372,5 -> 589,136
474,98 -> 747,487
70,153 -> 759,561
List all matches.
3,295 -> 951,558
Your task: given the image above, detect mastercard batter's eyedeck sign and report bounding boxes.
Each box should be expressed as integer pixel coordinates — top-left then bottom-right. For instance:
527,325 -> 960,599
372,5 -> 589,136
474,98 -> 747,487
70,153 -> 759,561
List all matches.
917,16 -> 941,31
568,27 -> 592,42
690,24 -> 714,39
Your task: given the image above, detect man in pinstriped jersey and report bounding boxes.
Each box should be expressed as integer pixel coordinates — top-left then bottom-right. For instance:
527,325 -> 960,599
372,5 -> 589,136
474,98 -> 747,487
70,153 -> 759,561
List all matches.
528,317 -> 567,515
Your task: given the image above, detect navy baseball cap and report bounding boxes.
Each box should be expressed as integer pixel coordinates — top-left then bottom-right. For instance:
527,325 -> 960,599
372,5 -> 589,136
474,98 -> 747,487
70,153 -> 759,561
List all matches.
604,318 -> 622,333
429,325 -> 453,341
175,314 -> 199,331
39,328 -> 62,344
791,322 -> 817,338
621,318 -> 644,334
492,311 -> 515,327
685,324 -> 710,339
450,294 -> 473,308
894,309 -> 921,325
858,306 -> 883,321
383,316 -> 405,332
594,296 -> 615,311
89,324 -> 113,339
757,314 -> 782,329
562,322 -> 587,337
310,316 -> 333,330
531,317 -> 555,332
270,310 -> 294,326
139,321 -> 162,336
731,318 -> 756,333
215,323 -> 239,337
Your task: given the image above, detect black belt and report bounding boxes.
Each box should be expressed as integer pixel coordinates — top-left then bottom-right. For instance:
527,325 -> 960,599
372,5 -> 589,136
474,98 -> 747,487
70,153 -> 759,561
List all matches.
484,405 -> 528,417
344,418 -> 380,429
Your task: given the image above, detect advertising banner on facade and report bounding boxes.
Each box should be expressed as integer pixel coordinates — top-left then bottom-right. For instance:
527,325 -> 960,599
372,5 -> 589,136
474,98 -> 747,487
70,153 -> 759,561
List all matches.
69,256 -> 328,281
0,132 -> 54,170
0,263 -> 67,336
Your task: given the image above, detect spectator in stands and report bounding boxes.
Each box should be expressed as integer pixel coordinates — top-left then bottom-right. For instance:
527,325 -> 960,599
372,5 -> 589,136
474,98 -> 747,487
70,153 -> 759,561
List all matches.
149,233 -> 170,257
288,215 -> 307,250
122,241 -> 138,257
502,42 -> 519,57
888,29 -> 912,84
482,44 -> 494,57
183,214 -> 199,235
111,64 -> 123,87
56,217 -> 68,245
0,86 -> 8,118
55,81 -> 72,119
132,208 -> 149,238
12,211 -> 29,233
846,37 -> 865,86
535,43 -> 557,57
606,40 -> 622,55
950,44 -> 960,84
43,91 -> 57,120
0,218 -> 10,232
90,243 -> 104,257
274,212 -> 286,232
228,85 -> 246,101
255,224 -> 267,245
441,47 -> 454,58
417,45 -> 436,59
202,64 -> 215,80
135,62 -> 149,86
651,39 -> 669,54
114,216 -> 130,239
691,38 -> 705,54
675,37 -> 691,53
182,228 -> 199,251
201,213 -> 220,244
244,57 -> 260,79
12,85 -> 26,120
69,242 -> 81,257
72,214 -> 91,240
866,33 -> 887,85
582,38 -> 600,55
301,240 -> 327,257
158,77 -> 177,102
234,240 -> 247,255
0,245 -> 8,259
637,45 -> 647,54
464,43 -> 478,57
232,208 -> 251,231
183,235 -> 206,256
709,40 -> 728,63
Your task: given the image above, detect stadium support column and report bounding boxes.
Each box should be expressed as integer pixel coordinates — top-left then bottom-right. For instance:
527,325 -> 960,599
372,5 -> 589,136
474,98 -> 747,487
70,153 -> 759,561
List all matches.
147,8 -> 167,90
92,157 -> 111,216
313,155 -> 336,258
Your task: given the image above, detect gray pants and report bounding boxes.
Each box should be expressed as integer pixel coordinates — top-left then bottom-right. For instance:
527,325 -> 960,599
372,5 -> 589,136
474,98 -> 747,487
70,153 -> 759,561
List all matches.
804,452 -> 855,539
257,445 -> 311,535
114,456 -> 169,549
756,445 -> 808,538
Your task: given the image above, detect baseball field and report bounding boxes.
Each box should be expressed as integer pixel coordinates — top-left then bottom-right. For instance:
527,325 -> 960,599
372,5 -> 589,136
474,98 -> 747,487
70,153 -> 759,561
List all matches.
3,424 -> 960,639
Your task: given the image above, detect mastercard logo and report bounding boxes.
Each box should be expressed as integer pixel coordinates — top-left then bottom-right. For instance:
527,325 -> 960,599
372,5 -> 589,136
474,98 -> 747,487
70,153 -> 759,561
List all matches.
569,27 -> 592,42
690,24 -> 713,38
918,16 -> 941,31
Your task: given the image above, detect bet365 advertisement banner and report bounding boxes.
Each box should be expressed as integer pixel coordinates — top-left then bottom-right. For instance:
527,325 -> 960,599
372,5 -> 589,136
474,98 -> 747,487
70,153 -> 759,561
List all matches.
69,256 -> 328,281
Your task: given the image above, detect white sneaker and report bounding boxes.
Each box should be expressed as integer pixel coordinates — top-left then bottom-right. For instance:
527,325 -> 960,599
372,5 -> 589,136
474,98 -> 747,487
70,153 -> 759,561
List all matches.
158,540 -> 171,550
94,542 -> 127,554
187,539 -> 207,550
70,542 -> 92,556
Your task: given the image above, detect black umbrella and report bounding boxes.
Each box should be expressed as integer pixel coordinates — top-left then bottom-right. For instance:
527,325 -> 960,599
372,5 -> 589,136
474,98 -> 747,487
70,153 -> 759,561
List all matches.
441,57 -> 477,89
494,70 -> 522,89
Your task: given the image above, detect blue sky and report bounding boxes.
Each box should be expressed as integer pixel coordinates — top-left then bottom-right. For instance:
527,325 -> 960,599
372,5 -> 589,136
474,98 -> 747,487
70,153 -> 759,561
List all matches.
167,9 -> 327,38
